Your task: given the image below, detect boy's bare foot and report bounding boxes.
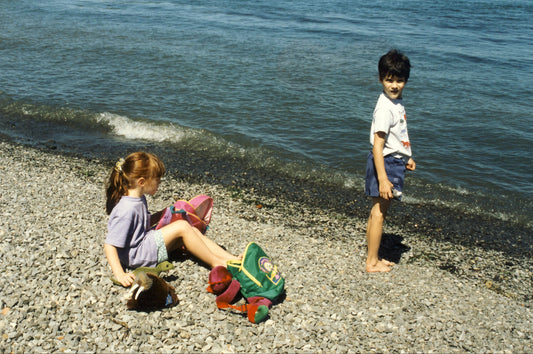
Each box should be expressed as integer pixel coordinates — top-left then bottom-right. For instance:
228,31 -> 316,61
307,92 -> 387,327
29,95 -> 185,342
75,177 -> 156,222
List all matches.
381,259 -> 395,267
366,259 -> 393,273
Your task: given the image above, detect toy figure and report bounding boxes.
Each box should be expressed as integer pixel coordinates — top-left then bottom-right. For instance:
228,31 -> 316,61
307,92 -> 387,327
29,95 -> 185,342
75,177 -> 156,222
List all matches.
110,260 -> 175,286
127,271 -> 179,311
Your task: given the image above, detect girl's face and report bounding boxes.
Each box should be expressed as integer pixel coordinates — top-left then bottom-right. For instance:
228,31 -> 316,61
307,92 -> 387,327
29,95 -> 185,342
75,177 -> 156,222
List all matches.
143,176 -> 161,196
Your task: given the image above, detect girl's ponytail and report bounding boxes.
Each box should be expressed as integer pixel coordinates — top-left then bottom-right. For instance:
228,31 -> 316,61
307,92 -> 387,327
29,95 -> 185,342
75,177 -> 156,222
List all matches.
105,152 -> 165,215
105,159 -> 129,215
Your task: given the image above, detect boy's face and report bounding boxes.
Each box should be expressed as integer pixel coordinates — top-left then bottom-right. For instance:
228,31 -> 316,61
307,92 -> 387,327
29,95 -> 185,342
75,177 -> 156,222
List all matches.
380,74 -> 406,100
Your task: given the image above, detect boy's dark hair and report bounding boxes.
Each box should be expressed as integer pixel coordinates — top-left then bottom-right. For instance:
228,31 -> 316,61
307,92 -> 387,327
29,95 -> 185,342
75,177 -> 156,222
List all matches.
379,49 -> 411,82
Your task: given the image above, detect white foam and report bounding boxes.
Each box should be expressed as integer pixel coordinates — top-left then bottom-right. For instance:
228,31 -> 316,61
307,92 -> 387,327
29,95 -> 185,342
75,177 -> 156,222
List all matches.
343,175 -> 364,190
96,112 -> 186,143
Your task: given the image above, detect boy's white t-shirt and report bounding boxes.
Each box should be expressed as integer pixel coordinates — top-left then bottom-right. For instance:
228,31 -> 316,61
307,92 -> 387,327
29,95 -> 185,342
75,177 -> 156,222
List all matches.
370,92 -> 412,159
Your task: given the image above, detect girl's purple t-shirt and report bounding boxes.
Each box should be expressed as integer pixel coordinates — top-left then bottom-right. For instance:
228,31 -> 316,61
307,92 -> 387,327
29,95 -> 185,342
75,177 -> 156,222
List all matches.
105,195 -> 158,268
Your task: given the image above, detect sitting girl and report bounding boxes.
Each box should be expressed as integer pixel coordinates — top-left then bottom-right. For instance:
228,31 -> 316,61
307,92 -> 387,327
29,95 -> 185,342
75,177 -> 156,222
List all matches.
104,151 -> 238,287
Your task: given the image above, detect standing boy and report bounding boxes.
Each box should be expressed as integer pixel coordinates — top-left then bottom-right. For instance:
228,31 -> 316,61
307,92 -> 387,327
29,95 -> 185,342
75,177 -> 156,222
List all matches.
365,49 -> 416,273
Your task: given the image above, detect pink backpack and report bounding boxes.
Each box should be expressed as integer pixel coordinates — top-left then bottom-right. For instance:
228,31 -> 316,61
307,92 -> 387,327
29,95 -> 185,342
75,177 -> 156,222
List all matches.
155,195 -> 213,234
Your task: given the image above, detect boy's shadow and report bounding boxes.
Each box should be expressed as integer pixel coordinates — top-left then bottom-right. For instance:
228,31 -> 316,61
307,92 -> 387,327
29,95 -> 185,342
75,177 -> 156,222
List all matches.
378,233 -> 410,264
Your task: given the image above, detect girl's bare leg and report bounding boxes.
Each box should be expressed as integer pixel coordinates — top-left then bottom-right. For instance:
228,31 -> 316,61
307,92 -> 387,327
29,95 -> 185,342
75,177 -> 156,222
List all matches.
192,227 -> 236,260
160,221 -> 225,267
160,220 -> 234,268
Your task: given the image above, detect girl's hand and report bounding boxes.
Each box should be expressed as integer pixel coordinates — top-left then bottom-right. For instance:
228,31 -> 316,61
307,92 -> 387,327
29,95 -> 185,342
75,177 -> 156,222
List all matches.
117,272 -> 136,287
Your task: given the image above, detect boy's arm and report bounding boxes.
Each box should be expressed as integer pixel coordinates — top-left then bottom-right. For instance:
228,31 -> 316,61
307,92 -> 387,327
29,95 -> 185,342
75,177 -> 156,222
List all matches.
104,243 -> 135,287
373,132 -> 394,200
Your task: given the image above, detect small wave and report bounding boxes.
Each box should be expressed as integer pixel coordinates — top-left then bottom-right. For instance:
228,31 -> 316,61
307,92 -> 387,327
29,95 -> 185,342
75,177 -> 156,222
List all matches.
96,112 -> 187,143
93,112 -> 359,191
405,194 -> 527,226
432,184 -> 471,196
0,94 -> 105,132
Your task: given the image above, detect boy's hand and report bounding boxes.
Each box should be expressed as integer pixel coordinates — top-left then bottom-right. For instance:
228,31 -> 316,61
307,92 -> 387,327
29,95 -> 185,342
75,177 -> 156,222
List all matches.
406,158 -> 416,171
379,178 -> 394,200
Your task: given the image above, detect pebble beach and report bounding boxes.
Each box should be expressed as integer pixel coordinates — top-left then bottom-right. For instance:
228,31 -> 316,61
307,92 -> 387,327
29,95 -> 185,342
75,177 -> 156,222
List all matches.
0,140 -> 531,353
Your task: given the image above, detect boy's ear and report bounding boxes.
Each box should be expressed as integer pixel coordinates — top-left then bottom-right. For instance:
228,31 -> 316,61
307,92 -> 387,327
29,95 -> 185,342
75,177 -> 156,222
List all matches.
137,177 -> 146,186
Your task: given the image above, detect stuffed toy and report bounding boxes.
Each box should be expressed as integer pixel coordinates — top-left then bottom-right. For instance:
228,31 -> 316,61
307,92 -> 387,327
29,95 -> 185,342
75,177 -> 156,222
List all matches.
110,261 -> 175,286
207,266 -> 272,324
126,271 -> 179,311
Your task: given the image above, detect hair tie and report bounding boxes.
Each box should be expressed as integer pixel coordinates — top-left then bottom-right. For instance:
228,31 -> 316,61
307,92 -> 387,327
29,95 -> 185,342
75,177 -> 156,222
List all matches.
115,158 -> 125,174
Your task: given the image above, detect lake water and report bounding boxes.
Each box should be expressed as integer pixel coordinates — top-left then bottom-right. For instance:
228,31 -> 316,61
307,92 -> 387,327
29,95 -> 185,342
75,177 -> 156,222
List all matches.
1,0 -> 531,226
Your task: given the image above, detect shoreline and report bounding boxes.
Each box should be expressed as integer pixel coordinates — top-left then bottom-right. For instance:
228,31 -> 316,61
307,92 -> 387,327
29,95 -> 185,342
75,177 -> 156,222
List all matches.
0,140 -> 531,352
133,140 -> 533,259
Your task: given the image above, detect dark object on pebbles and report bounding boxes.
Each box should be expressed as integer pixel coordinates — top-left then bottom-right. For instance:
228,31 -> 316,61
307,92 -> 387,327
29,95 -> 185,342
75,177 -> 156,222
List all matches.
127,272 -> 179,311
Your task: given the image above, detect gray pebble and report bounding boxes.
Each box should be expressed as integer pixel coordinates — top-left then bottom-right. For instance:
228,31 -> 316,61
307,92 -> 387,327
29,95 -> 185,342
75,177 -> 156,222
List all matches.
0,141 -> 531,353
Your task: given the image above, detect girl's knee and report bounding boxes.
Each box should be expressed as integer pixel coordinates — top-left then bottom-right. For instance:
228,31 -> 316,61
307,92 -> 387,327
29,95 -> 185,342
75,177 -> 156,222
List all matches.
160,220 -> 193,244
161,221 -> 191,251
163,220 -> 190,233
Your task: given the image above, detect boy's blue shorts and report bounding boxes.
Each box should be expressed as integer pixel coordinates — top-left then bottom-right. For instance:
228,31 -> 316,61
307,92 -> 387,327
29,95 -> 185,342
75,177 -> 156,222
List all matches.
365,152 -> 406,200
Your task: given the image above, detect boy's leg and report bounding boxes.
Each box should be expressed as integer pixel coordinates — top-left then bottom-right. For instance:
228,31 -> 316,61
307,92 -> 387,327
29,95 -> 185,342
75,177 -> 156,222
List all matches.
366,197 -> 393,272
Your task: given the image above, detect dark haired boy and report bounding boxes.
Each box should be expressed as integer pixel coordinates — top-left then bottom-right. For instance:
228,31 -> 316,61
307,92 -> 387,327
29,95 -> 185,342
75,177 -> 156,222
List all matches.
365,49 -> 416,272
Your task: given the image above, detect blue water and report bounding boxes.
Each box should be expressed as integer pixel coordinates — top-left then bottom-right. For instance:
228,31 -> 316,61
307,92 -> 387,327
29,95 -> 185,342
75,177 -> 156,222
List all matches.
1,0 -> 532,226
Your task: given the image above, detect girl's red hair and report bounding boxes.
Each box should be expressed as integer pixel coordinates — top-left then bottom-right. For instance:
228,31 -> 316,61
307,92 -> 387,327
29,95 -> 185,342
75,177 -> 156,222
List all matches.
105,152 -> 165,215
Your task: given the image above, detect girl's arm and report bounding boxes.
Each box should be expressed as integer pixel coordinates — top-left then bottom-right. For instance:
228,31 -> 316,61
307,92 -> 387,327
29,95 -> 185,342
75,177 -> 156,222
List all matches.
373,132 -> 394,200
104,243 -> 135,287
150,208 -> 166,228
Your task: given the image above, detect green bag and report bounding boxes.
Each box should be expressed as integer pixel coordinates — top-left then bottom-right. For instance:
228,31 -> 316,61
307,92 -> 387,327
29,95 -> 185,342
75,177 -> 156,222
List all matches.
227,242 -> 285,301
